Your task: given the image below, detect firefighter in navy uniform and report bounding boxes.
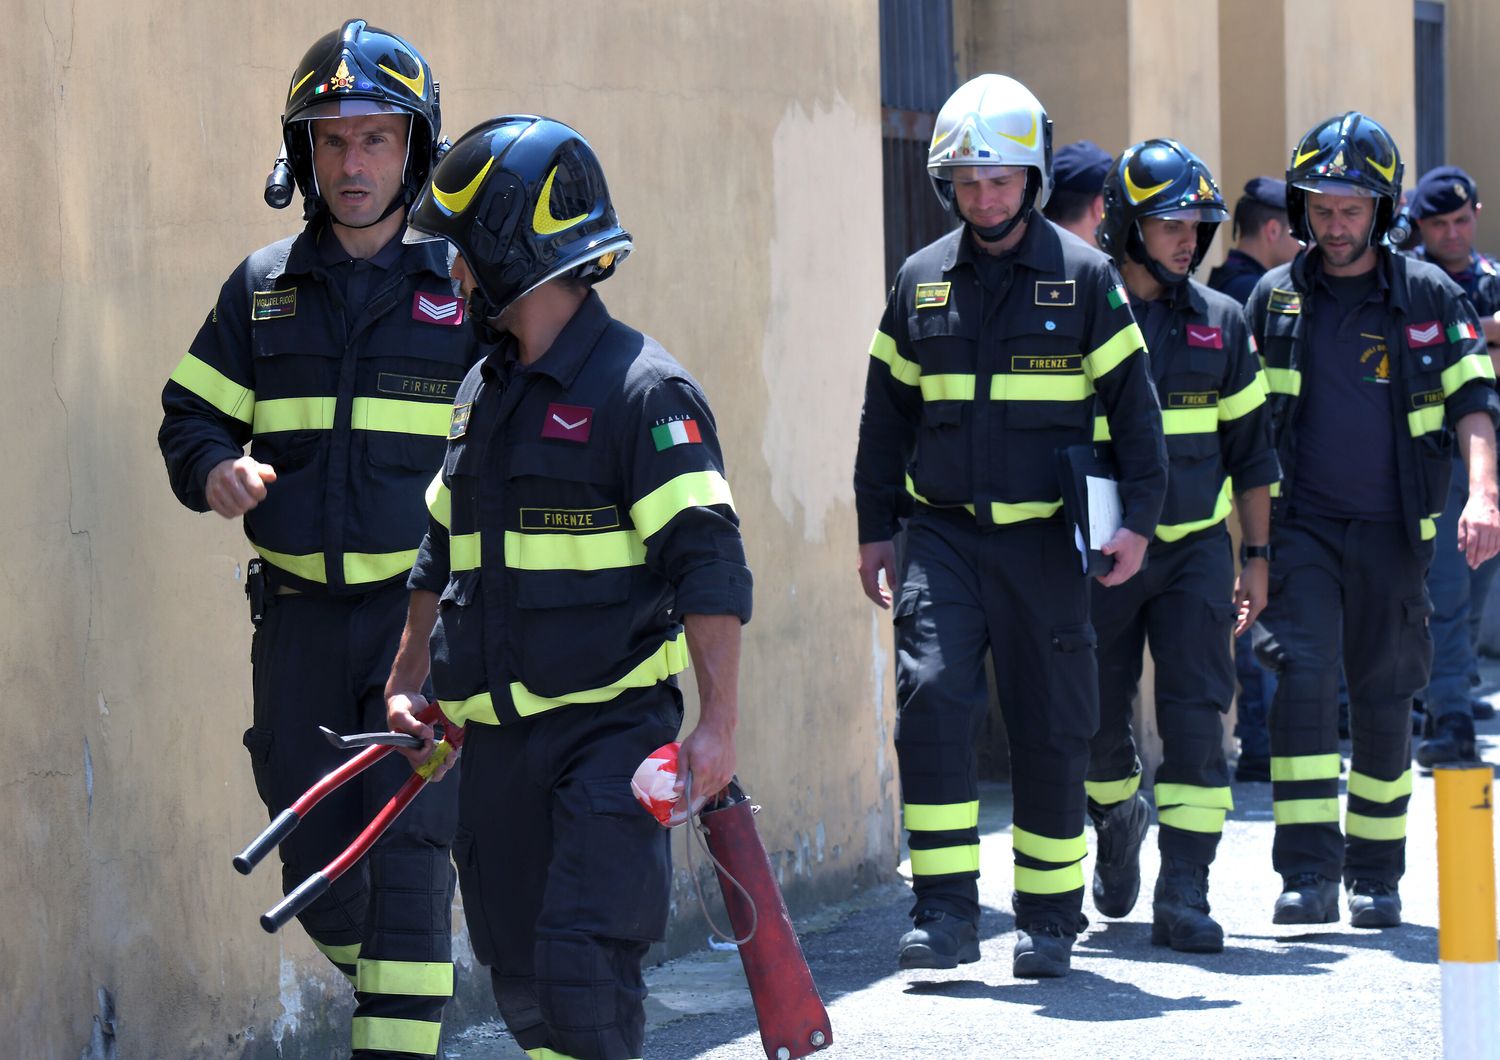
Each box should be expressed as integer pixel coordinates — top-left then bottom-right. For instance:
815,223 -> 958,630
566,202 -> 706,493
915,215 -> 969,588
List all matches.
384,116 -> 752,1060
158,22 -> 475,1057
1247,113 -> 1500,928
855,74 -> 1167,979
1207,177 -> 1301,305
1084,141 -> 1280,953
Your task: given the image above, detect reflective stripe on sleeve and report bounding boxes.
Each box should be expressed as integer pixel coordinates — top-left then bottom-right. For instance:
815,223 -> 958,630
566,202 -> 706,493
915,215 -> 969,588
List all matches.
449,533 -> 481,572
426,474 -> 451,530
169,353 -> 255,424
1443,353 -> 1497,396
630,471 -> 736,540
1218,373 -> 1268,421
1083,322 -> 1145,379
1264,367 -> 1302,396
870,330 -> 921,387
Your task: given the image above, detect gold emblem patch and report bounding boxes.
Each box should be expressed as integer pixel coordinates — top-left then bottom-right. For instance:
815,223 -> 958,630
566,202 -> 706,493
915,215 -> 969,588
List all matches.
915,282 -> 951,309
251,287 -> 297,321
1268,287 -> 1301,315
449,402 -> 472,440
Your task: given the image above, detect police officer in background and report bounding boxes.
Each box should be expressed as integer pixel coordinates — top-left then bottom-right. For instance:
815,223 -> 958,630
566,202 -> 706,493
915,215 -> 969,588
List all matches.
1043,140 -> 1113,247
1247,113 -> 1500,928
158,22 -> 473,1057
1408,166 -> 1500,764
1086,141 -> 1280,953
1208,177 -> 1302,304
855,74 -> 1166,978
385,116 -> 752,1059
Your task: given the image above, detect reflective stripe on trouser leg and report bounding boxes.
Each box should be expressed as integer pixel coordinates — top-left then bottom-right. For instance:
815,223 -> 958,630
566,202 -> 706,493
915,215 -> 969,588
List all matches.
313,938 -> 361,987
893,515 -> 991,924
1012,825 -> 1087,898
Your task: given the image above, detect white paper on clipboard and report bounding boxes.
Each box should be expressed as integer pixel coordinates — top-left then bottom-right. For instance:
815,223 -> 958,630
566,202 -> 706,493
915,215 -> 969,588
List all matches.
1085,475 -> 1123,549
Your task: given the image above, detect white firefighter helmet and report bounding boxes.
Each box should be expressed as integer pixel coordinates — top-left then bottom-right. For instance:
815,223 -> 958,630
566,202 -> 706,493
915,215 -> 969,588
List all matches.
927,74 -> 1054,227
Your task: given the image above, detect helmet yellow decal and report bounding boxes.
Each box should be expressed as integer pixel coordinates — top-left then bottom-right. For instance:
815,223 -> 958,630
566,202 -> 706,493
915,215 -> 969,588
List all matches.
1365,153 -> 1396,182
289,68 -> 316,101
1293,143 -> 1322,168
995,112 -> 1038,150
532,166 -> 588,236
432,156 -> 495,215
378,60 -> 426,99
1124,167 -> 1172,205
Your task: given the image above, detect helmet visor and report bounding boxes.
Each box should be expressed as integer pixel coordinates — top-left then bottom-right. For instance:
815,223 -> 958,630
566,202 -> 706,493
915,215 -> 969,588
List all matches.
1294,177 -> 1378,198
402,222 -> 447,245
1150,204 -> 1230,222
289,99 -> 410,122
940,164 -> 1029,183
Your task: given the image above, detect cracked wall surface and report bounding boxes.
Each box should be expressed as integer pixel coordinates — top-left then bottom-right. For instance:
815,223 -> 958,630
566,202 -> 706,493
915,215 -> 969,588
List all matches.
4,2 -> 896,1055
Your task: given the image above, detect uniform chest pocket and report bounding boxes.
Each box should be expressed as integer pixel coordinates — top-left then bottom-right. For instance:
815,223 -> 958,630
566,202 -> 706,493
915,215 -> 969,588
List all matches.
1168,349 -> 1226,388
906,309 -> 977,375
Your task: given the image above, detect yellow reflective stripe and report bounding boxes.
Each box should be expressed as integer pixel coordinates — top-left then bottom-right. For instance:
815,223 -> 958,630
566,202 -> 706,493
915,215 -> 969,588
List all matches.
438,690 -> 501,727
1093,415 -> 1112,442
450,533 -> 481,572
1422,516 -> 1438,541
1085,773 -> 1140,805
990,373 -> 1093,402
1269,481 -> 1282,498
504,530 -> 646,571
1443,353 -> 1496,396
351,397 -> 452,437
253,396 -> 335,433
1014,862 -> 1085,895
1265,367 -> 1302,396
169,353 -> 255,424
1155,478 -> 1232,542
1270,753 -> 1342,782
426,474 -> 451,530
1408,404 -> 1446,437
904,801 -> 980,832
1012,827 -> 1087,863
511,633 -> 690,718
252,545 -> 327,583
1155,783 -> 1234,810
350,1016 -> 442,1056
527,1050 -> 588,1060
909,844 -> 980,876
921,374 -> 976,401
904,473 -> 976,515
1348,768 -> 1414,805
1158,805 -> 1228,833
344,550 -> 418,585
870,330 -> 920,387
1083,322 -> 1144,379
630,471 -> 735,540
357,959 -> 454,997
1346,811 -> 1407,842
312,939 -> 361,967
1273,797 -> 1341,825
1161,407 -> 1218,435
1218,374 -> 1268,421
990,499 -> 1063,524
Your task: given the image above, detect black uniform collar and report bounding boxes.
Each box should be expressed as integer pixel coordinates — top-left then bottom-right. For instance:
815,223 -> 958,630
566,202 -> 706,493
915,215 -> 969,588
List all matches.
1290,245 -> 1404,313
1223,248 -> 1267,274
271,220 -> 453,283
480,289 -> 613,389
942,215 -> 1064,275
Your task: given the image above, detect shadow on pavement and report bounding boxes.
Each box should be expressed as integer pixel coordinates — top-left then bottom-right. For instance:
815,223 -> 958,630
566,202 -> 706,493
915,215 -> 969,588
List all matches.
902,968 -> 1240,1021
1075,921 -> 1347,976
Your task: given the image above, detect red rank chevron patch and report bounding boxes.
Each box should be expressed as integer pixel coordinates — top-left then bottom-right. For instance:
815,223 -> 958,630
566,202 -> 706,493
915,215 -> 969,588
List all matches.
541,403 -> 593,442
412,292 -> 464,326
1185,324 -> 1223,349
1407,320 -> 1443,348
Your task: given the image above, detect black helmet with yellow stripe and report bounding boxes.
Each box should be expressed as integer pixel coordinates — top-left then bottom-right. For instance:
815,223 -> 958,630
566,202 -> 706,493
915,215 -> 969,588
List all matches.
1098,139 -> 1228,286
1285,112 -> 1403,245
274,19 -> 442,220
404,116 -> 632,321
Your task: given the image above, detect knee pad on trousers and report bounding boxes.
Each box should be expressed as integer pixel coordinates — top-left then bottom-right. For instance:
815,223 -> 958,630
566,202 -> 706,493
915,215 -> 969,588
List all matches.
287,861 -> 367,943
535,930 -> 648,1060
1275,665 -> 1338,716
367,838 -> 457,943
492,972 -> 547,1051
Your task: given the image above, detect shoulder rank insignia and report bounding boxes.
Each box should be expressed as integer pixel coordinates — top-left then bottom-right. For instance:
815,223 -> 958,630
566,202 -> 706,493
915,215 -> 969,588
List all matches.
1268,287 -> 1301,315
1035,280 -> 1076,307
1185,324 -> 1223,349
915,282 -> 951,310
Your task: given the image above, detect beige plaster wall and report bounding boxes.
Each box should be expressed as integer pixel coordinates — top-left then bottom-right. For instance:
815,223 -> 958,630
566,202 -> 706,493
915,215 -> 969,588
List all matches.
1444,0 -> 1500,251
6,2 -> 895,1055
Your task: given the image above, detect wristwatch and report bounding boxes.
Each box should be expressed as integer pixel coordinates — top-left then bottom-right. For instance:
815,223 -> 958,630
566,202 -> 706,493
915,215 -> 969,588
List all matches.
1240,543 -> 1272,563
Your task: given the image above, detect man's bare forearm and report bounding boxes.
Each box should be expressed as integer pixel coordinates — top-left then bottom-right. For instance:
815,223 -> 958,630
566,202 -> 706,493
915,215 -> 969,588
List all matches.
682,612 -> 741,729
1458,411 -> 1499,502
1235,485 -> 1272,547
385,589 -> 439,696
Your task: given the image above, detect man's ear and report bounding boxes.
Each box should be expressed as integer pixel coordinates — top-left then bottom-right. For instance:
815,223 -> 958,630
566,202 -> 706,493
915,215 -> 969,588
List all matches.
1090,194 -> 1106,224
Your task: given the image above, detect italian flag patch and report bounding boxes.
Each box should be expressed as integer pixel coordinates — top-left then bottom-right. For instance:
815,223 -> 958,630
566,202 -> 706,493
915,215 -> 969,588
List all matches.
1107,284 -> 1128,310
651,418 -> 702,450
1448,321 -> 1479,342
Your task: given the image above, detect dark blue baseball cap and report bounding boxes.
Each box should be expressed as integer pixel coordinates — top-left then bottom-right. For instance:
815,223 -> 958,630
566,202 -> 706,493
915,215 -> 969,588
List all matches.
1238,176 -> 1287,210
1410,165 -> 1479,219
1052,140 -> 1112,195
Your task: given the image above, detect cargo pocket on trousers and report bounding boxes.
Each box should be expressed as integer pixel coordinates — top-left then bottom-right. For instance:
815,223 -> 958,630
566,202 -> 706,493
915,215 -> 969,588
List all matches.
576,777 -> 671,942
1395,593 -> 1435,699
1048,623 -> 1099,734
241,726 -> 276,811
1204,600 -> 1239,712
451,826 -> 498,967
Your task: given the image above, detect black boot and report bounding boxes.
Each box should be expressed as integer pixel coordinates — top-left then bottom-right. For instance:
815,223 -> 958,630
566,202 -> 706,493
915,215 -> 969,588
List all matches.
1271,872 -> 1339,924
1151,857 -> 1224,953
897,910 -> 979,969
1416,712 -> 1478,768
1348,879 -> 1402,928
1012,921 -> 1078,979
1090,793 -> 1150,917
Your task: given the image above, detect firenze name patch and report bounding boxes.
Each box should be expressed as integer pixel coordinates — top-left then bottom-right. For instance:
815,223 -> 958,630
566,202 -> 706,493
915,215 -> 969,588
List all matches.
252,287 -> 297,320
1011,354 -> 1082,373
915,282 -> 951,309
378,373 -> 459,400
520,506 -> 621,532
1168,391 -> 1219,408
1411,388 -> 1445,410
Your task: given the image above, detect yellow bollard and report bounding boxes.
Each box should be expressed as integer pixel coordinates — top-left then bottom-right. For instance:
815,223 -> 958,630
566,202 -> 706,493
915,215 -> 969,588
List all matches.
1435,764 -> 1500,1059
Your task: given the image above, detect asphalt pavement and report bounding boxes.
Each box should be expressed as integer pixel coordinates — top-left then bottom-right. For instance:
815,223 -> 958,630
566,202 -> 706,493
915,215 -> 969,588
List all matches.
448,693 -> 1500,1059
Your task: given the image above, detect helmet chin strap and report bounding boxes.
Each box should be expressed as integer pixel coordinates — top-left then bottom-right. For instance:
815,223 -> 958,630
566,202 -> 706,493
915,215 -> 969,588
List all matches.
1126,223 -> 1189,290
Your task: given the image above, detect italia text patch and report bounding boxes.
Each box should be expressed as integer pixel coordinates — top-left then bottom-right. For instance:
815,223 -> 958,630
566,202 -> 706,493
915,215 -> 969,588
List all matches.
1011,354 -> 1082,373
652,416 -> 702,450
252,287 -> 297,320
378,373 -> 459,400
915,282 -> 951,309
1268,288 -> 1301,315
1411,388 -> 1445,410
449,402 -> 472,440
1185,324 -> 1223,349
1035,280 -> 1076,307
1168,391 -> 1219,408
413,292 -> 465,326
541,403 -> 593,443
520,505 -> 621,532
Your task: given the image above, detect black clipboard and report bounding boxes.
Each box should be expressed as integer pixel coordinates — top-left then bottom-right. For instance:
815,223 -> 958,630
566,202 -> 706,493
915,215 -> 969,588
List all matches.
1056,443 -> 1123,578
